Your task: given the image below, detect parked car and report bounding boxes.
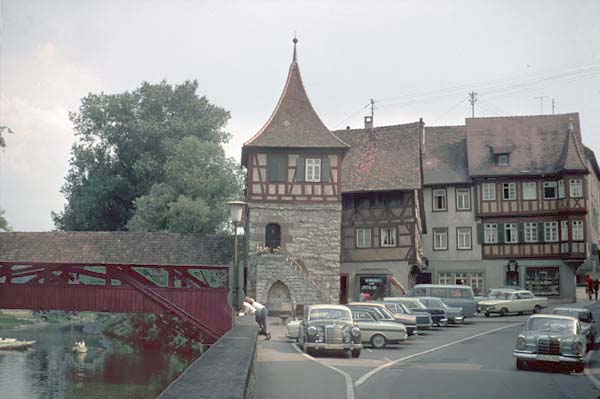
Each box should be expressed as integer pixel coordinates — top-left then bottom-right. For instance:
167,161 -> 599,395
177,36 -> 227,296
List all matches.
479,290 -> 548,317
551,307 -> 597,351
416,297 -> 464,324
350,308 -> 408,349
298,305 -> 362,358
382,301 -> 434,330
513,314 -> 586,373
348,302 -> 418,336
475,288 -> 518,312
286,318 -> 302,340
384,297 -> 448,327
407,284 -> 477,318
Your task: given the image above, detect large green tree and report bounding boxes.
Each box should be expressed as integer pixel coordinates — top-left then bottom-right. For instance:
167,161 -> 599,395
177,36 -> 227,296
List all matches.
53,80 -> 242,233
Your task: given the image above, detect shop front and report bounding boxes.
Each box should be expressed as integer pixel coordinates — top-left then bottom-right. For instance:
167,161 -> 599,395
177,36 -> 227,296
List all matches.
525,266 -> 560,296
357,274 -> 390,301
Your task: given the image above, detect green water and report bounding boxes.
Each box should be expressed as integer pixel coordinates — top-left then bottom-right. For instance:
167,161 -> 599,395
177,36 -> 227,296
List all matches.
0,324 -> 194,399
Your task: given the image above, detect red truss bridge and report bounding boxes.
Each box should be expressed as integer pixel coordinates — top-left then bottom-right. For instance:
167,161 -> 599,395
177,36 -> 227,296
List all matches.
0,232 -> 235,344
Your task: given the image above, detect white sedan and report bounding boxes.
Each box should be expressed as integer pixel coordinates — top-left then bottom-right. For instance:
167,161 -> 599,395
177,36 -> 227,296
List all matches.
286,319 -> 302,340
479,290 -> 548,317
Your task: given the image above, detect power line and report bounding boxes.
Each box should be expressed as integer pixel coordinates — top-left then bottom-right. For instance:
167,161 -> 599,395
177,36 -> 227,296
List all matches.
430,97 -> 469,125
468,92 -> 477,118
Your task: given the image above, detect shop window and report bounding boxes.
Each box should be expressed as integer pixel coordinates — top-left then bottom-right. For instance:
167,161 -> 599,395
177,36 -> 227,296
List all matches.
359,276 -> 388,300
265,223 -> 281,249
482,183 -> 496,201
438,272 -> 453,285
526,267 -> 560,296
470,273 -> 484,296
455,272 -> 468,285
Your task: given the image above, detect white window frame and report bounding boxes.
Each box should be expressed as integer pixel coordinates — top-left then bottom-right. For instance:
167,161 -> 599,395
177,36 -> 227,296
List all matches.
482,183 -> 496,201
504,223 -> 518,243
543,181 -> 557,199
497,154 -> 509,166
570,179 -> 583,198
558,180 -> 565,199
455,272 -> 468,285
457,227 -> 472,250
561,220 -> 569,241
469,272 -> 484,296
439,272 -> 453,285
433,228 -> 448,250
305,158 -> 321,182
456,188 -> 471,210
522,182 -> 537,200
381,227 -> 396,247
572,220 -> 584,241
433,189 -> 447,211
544,221 -> 558,242
356,228 -> 372,248
484,223 -> 498,244
524,222 -> 538,243
502,183 -> 516,200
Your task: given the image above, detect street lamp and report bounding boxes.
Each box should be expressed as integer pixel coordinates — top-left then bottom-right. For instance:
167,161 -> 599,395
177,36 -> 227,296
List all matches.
226,201 -> 247,312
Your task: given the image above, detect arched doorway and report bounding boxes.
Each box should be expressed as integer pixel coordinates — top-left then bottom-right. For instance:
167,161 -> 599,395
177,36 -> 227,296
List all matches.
266,280 -> 291,312
265,223 -> 281,249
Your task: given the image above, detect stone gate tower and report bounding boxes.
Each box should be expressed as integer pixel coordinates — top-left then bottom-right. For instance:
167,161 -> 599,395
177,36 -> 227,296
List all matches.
241,38 -> 349,310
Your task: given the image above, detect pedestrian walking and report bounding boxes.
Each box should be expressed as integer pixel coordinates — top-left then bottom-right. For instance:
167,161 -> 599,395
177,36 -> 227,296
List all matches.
587,277 -> 594,301
246,297 -> 271,340
585,274 -> 592,297
594,278 -> 599,301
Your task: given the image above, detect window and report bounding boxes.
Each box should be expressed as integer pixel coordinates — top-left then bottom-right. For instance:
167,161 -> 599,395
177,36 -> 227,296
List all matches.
482,183 -> 496,201
433,228 -> 448,250
497,153 -> 509,166
522,182 -> 537,200
305,158 -> 321,182
430,287 -> 448,298
504,223 -> 518,243
470,273 -> 484,296
502,183 -> 516,200
544,221 -> 558,242
265,223 -> 281,249
456,188 -> 471,210
432,189 -> 447,211
381,227 -> 396,247
570,179 -> 583,198
561,220 -> 568,241
455,272 -> 468,285
484,224 -> 497,244
543,181 -> 557,199
572,220 -> 584,241
524,222 -> 538,242
356,229 -> 372,248
267,155 -> 287,182
439,272 -> 453,285
558,180 -> 565,199
519,292 -> 534,299
457,227 -> 472,250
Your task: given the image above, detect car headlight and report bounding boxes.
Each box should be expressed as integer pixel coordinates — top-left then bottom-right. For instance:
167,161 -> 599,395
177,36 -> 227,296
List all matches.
307,326 -> 317,336
351,326 -> 360,337
516,336 -> 526,350
572,341 -> 584,355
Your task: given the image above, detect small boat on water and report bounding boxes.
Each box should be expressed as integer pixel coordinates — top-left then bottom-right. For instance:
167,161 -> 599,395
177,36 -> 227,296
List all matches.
0,337 -> 36,350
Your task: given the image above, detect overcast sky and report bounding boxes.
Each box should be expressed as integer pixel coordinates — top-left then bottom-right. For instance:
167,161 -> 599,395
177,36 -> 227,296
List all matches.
1,0 -> 600,231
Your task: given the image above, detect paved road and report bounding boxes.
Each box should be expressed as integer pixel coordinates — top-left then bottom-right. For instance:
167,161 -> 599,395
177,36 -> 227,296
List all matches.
256,308 -> 600,399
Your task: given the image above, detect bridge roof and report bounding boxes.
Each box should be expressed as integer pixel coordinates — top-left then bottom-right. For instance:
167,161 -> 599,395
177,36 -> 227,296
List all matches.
0,232 -> 234,267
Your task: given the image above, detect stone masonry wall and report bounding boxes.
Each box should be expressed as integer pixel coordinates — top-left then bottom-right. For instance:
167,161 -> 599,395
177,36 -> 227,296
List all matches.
247,202 -> 342,306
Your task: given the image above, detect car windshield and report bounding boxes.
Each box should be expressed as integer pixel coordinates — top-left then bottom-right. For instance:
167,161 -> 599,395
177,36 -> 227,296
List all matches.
487,290 -> 511,299
552,309 -> 590,322
309,309 -> 352,322
404,300 -> 426,310
426,298 -> 445,308
528,318 -> 576,333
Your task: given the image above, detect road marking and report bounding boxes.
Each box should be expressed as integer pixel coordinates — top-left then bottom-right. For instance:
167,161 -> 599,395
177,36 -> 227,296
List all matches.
291,343 -> 355,399
354,322 -> 523,388
383,357 -> 391,362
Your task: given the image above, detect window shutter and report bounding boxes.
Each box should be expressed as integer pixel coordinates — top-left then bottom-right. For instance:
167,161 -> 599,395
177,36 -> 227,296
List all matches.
518,223 -> 525,243
497,223 -> 505,243
296,157 -> 305,182
476,223 -> 483,244
321,157 -> 330,182
538,222 -> 545,242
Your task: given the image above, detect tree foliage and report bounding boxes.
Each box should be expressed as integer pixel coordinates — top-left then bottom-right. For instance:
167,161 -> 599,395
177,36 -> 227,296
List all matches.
53,80 -> 242,233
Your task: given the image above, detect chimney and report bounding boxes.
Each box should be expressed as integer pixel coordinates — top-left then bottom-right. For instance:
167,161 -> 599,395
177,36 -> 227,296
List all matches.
364,116 -> 373,129
419,118 -> 426,154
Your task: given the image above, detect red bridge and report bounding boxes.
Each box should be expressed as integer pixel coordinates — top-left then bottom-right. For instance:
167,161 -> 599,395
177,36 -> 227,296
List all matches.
0,232 -> 235,343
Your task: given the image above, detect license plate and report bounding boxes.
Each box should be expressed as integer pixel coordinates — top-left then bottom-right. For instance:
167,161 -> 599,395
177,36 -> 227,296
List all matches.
325,345 -> 338,350
537,355 -> 560,362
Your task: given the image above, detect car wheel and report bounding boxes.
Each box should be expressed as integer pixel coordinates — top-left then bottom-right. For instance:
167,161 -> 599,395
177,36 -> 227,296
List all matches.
533,305 -> 541,314
352,349 -> 361,358
516,359 -> 527,370
499,308 -> 508,317
573,363 -> 584,373
484,312 -> 490,318
371,334 -> 387,349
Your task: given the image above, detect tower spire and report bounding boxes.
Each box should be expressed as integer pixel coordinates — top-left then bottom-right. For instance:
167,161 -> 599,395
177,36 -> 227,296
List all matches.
292,35 -> 298,63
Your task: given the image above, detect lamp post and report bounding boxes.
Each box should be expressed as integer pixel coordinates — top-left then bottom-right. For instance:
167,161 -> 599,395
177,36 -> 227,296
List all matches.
226,201 -> 248,313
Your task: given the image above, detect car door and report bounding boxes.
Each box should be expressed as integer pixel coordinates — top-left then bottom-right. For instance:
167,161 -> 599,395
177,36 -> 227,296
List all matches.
352,310 -> 375,342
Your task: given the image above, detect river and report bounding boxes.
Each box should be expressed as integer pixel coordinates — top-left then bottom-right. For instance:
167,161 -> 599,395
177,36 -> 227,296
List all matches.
0,324 -> 194,399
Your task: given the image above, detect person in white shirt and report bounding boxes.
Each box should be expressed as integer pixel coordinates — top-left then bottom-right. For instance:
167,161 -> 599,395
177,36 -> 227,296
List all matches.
246,297 -> 271,340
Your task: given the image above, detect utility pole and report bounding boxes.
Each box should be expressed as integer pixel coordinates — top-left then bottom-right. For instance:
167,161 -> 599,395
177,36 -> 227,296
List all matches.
534,96 -> 548,114
468,91 -> 477,118
552,98 -> 556,115
370,98 -> 375,119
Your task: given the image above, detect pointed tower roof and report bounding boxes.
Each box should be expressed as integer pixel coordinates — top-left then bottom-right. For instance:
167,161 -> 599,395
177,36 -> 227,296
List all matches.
561,116 -> 588,172
242,38 -> 348,164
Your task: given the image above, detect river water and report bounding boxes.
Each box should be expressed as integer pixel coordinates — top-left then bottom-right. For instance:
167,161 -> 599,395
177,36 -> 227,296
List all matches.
0,324 -> 194,399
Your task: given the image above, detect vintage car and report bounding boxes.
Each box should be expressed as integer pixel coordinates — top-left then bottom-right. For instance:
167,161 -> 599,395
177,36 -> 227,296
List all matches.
384,297 -> 448,327
350,308 -> 407,349
407,284 -> 477,318
513,314 -> 587,373
286,319 -> 302,340
416,297 -> 464,324
382,301 -> 434,330
475,288 -> 517,312
297,304 -> 362,358
479,290 -> 548,317
552,307 -> 597,351
348,302 -> 418,336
